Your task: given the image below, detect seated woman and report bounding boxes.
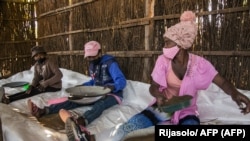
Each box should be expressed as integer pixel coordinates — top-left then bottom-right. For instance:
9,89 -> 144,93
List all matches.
0,45 -> 63,104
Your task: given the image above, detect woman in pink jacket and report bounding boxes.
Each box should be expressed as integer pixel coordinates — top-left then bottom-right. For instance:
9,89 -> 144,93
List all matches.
61,11 -> 250,141
150,11 -> 250,125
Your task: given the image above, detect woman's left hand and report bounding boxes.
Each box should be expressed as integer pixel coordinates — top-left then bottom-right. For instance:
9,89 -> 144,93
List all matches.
213,74 -> 250,115
37,85 -> 45,92
231,93 -> 250,114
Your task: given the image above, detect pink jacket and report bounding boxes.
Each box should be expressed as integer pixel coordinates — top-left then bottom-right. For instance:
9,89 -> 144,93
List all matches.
151,53 -> 218,124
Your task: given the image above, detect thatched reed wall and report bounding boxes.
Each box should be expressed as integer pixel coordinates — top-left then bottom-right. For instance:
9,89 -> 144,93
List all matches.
0,0 -> 250,90
0,0 -> 37,77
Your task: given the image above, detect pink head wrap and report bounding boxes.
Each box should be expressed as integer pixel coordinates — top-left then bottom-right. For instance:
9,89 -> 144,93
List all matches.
163,11 -> 198,49
84,41 -> 101,58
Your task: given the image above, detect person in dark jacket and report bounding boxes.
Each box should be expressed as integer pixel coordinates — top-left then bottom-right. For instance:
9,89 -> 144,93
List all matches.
28,41 -> 127,134
0,45 -> 63,104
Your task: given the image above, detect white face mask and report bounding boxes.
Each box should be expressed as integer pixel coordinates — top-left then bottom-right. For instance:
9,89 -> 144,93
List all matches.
163,45 -> 180,59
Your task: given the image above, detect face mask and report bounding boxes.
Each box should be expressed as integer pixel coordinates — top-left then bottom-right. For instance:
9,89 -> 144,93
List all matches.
37,58 -> 46,64
90,57 -> 101,65
163,45 -> 180,59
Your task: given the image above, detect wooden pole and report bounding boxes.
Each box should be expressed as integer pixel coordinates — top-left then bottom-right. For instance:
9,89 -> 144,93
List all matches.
143,0 -> 155,83
69,0 -> 74,69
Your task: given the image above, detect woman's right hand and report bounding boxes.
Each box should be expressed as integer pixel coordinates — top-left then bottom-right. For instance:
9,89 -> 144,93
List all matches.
149,81 -> 167,106
25,85 -> 34,94
156,96 -> 167,106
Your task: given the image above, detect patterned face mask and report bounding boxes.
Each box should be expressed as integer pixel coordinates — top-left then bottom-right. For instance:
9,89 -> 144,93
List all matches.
163,45 -> 180,59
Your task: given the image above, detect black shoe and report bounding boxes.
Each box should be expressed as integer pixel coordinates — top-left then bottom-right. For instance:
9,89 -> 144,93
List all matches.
0,87 -> 4,102
65,117 -> 89,141
0,87 -> 10,104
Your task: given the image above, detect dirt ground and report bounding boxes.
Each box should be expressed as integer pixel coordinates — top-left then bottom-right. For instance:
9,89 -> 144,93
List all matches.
38,113 -> 65,131
0,118 -> 3,141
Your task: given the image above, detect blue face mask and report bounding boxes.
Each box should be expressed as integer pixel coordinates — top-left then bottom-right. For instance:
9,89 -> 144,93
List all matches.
163,45 -> 180,59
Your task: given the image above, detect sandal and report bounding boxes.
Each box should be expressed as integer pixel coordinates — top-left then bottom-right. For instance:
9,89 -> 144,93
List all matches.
27,99 -> 45,118
60,109 -> 86,126
69,110 -> 86,126
65,117 -> 90,141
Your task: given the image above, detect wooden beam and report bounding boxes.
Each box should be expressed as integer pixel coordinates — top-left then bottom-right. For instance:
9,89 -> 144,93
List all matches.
0,0 -> 37,4
194,51 -> 250,56
2,18 -> 37,21
47,50 -> 84,56
38,21 -> 149,39
0,40 -> 37,44
38,0 -> 96,18
121,6 -> 250,24
0,51 -> 249,61
0,55 -> 30,60
107,51 -> 250,57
